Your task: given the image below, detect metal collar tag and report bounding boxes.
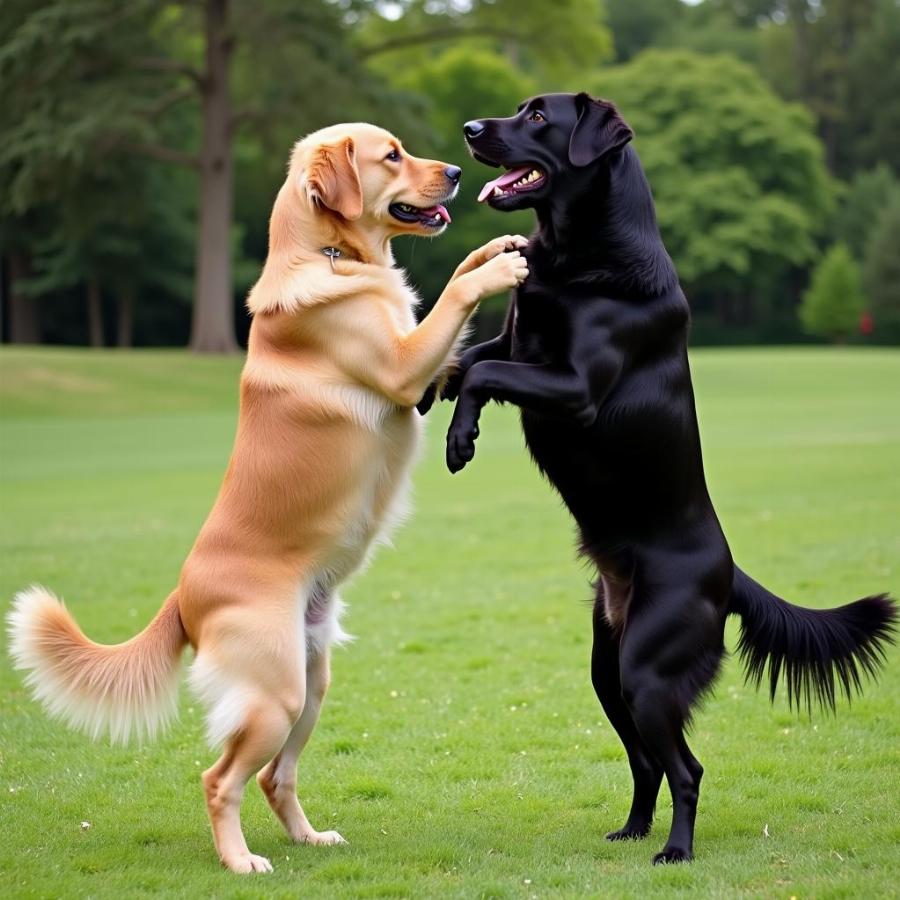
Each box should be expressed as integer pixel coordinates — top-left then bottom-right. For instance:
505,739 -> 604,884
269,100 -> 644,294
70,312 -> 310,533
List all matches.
322,247 -> 341,272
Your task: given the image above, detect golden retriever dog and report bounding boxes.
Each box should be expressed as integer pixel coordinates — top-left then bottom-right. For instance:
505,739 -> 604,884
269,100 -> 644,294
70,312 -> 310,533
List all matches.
7,122 -> 528,874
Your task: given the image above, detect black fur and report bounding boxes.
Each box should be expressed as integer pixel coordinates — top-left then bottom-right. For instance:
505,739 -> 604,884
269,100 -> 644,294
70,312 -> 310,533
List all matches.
732,567 -> 895,714
428,92 -> 897,863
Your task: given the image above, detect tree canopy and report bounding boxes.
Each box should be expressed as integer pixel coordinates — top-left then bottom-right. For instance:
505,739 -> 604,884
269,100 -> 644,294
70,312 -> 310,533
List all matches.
593,51 -> 834,324
2,0 -> 898,348
800,243 -> 867,342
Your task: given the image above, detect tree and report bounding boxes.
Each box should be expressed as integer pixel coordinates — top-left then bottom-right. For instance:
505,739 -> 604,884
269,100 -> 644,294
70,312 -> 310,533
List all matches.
754,0 -> 900,178
0,0 -> 418,351
357,3 -> 614,335
0,216 -> 41,344
844,0 -> 900,175
606,0 -> 683,61
799,243 -> 866,342
594,51 -> 834,326
862,196 -> 900,342
21,161 -> 194,347
835,164 -> 900,261
385,46 -> 538,334
0,0 -> 177,345
357,0 -> 612,85
0,0 -> 196,347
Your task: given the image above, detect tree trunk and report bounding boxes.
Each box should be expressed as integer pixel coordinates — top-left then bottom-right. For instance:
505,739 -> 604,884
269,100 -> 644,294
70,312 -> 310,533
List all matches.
117,287 -> 135,347
6,250 -> 41,343
86,277 -> 104,347
190,0 -> 238,353
787,0 -> 811,98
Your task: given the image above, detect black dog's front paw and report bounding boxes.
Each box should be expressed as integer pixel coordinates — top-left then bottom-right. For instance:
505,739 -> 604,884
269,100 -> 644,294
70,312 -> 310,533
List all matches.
440,369 -> 465,403
446,422 -> 479,473
606,823 -> 651,842
416,382 -> 438,415
652,846 -> 692,865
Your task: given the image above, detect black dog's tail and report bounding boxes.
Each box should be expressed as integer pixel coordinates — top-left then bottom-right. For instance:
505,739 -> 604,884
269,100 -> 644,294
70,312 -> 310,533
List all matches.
729,565 -> 896,713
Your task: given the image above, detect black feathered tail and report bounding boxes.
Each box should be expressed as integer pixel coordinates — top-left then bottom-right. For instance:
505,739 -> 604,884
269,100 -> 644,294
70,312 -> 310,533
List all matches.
729,566 -> 896,713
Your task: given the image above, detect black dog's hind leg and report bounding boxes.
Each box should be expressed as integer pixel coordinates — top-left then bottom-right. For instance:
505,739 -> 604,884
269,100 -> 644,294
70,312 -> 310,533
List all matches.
592,603 -> 663,840
618,589 -> 724,863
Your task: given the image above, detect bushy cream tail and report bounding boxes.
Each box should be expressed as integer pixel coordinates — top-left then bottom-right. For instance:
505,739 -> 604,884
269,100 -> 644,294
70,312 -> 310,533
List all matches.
7,586 -> 187,743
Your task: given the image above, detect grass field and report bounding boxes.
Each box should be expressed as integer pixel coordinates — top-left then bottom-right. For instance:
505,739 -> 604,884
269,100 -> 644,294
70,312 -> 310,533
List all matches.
1,346 -> 898,899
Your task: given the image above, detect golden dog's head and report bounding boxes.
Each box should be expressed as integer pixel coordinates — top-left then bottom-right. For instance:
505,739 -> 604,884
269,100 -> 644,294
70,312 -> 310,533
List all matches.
291,123 -> 460,236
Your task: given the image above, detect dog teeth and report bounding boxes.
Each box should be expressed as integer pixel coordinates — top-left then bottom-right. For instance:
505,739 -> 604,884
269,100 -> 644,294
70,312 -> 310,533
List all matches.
507,169 -> 543,190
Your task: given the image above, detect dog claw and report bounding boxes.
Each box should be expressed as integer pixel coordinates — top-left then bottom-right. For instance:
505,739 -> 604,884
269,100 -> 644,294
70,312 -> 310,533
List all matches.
223,852 -> 273,874
297,829 -> 346,846
606,825 -> 651,842
652,846 -> 692,865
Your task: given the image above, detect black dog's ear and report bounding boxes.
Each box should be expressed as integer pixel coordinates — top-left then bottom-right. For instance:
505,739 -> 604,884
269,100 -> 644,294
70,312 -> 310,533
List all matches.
568,93 -> 634,168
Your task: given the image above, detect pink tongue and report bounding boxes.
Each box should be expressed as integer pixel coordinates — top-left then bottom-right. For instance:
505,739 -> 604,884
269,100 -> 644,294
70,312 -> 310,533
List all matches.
478,166 -> 532,203
420,205 -> 451,224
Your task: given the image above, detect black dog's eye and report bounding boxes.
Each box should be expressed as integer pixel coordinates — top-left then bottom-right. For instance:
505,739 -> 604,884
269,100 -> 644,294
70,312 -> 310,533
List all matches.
385,149 -> 401,162
527,111 -> 546,123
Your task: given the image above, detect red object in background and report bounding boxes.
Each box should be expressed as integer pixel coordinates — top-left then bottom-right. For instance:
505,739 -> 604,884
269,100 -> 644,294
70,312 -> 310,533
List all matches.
860,311 -> 874,335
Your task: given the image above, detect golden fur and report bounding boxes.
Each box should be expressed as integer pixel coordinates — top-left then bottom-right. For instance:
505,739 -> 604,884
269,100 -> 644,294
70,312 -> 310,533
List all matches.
7,122 -> 527,874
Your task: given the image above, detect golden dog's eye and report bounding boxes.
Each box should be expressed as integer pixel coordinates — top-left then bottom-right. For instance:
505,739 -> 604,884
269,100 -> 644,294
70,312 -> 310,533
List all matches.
528,111 -> 545,123
385,149 -> 401,162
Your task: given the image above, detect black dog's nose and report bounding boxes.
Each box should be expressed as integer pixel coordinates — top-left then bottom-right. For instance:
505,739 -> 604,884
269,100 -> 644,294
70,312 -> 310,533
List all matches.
444,165 -> 462,183
464,120 -> 485,139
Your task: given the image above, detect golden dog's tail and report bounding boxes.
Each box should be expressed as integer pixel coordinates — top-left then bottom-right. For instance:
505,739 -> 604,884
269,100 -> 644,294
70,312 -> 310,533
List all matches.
7,586 -> 188,743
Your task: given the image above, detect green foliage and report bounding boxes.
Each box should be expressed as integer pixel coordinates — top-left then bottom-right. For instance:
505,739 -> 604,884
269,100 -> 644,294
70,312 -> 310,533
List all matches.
753,0 -> 900,178
358,0 -> 613,85
835,164 -> 900,261
799,243 -> 867,342
606,0 -> 683,61
863,195 -> 900,341
844,0 -> 900,174
665,0 -> 766,64
594,51 -> 834,315
1,0 -> 898,345
0,0 -> 165,214
358,0 -> 613,322
23,163 -> 194,303
2,347 -> 899,895
0,0 -> 197,340
388,46 -> 536,316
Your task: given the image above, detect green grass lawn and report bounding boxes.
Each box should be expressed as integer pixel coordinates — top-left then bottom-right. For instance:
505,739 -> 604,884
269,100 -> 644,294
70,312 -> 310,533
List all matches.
1,346 -> 898,899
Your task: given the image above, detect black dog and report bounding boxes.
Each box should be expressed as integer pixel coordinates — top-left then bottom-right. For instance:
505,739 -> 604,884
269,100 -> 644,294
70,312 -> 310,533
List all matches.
422,93 -> 896,863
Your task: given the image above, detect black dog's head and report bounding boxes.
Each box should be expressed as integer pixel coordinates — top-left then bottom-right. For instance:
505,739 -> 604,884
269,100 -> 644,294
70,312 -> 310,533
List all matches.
464,92 -> 634,211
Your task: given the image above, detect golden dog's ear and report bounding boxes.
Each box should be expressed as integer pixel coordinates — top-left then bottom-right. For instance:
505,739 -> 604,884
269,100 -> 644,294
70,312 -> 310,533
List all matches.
305,138 -> 363,220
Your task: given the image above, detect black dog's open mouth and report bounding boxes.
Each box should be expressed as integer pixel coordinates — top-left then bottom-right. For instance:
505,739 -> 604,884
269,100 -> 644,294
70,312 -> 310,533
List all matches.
477,165 -> 546,203
389,202 -> 452,227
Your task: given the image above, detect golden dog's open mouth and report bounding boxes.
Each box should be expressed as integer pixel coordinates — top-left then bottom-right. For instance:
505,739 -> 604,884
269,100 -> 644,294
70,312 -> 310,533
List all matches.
389,202 -> 452,227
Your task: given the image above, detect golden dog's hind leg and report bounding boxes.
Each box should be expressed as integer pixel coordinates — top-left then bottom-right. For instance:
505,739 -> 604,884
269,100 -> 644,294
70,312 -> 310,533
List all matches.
202,697 -> 296,873
257,648 -> 344,845
196,611 -> 307,874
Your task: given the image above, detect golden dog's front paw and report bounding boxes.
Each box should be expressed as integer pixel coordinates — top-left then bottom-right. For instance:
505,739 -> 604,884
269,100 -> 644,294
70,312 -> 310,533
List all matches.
481,234 -> 529,261
463,250 -> 529,301
297,828 -> 347,846
222,852 -> 274,874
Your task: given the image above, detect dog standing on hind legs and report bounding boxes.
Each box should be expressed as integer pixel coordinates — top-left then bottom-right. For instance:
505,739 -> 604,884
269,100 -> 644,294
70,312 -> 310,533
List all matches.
429,92 -> 898,863
6,122 -> 529,874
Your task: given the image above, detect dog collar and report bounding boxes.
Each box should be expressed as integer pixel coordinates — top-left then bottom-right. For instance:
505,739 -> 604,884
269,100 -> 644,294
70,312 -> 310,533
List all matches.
321,246 -> 342,272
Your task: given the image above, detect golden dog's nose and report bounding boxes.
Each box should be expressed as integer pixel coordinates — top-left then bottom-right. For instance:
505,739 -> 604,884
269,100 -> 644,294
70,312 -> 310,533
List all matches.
444,165 -> 462,183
